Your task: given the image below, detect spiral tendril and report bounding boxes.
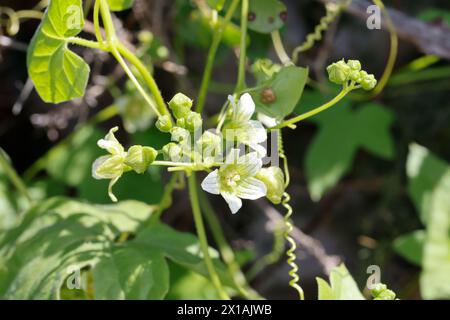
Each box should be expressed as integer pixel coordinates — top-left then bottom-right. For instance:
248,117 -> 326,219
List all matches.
277,130 -> 305,300
0,6 -> 44,37
292,0 -> 351,63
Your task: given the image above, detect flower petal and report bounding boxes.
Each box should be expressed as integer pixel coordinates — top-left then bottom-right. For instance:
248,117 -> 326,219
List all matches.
225,148 -> 241,165
108,175 -> 122,202
257,113 -> 278,128
92,155 -> 124,179
201,170 -> 220,195
236,177 -> 267,200
236,152 -> 263,177
248,120 -> 267,144
233,93 -> 255,123
221,191 -> 242,214
98,127 -> 124,155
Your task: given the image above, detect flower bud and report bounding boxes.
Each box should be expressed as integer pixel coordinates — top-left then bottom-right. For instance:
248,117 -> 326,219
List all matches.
162,143 -> 183,161
169,93 -> 193,119
347,60 -> 361,71
256,167 -> 285,204
156,114 -> 173,132
125,145 -> 158,174
371,283 -> 396,300
349,70 -> 362,82
361,73 -> 377,90
327,60 -> 351,85
185,111 -> 203,132
171,127 -> 191,144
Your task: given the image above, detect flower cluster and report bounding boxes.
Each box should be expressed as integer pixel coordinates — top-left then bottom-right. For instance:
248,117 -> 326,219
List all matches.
92,127 -> 157,202
92,93 -> 286,214
326,59 -> 377,90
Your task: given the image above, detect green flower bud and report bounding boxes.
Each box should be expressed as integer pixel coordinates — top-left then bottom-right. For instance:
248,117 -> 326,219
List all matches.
171,127 -> 191,144
361,74 -> 377,90
169,93 -> 193,119
125,145 -> 158,174
185,111 -> 203,132
138,31 -> 154,44
371,283 -> 396,300
156,115 -> 173,132
349,70 -> 362,82
256,167 -> 285,204
327,60 -> 351,85
347,60 -> 362,71
162,143 -> 183,161
361,74 -> 378,90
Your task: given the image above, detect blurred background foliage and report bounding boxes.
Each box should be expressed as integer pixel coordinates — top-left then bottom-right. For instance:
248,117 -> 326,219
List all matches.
0,0 -> 449,299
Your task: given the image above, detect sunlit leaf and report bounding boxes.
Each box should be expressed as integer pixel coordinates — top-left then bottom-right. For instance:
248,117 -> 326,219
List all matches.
107,0 -> 135,11
393,230 -> 425,267
407,144 -> 450,299
250,65 -> 308,120
316,264 -> 365,300
27,0 -> 90,103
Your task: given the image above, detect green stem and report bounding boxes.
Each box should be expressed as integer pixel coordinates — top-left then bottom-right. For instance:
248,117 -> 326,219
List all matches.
110,47 -> 162,117
0,150 -> 32,204
196,0 -> 241,114
199,191 -> 263,300
68,37 -> 104,50
93,0 -> 104,45
272,87 -> 351,129
271,30 -> 292,66
188,174 -> 230,300
117,43 -> 169,116
235,0 -> 248,93
370,0 -> 398,97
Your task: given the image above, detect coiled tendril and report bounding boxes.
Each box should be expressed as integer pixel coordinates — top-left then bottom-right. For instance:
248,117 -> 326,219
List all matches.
0,2 -> 45,36
292,0 -> 351,63
278,130 -> 305,300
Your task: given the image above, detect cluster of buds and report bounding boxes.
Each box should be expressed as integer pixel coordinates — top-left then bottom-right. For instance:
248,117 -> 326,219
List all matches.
370,283 -> 397,300
92,92 -> 287,213
326,59 -> 377,90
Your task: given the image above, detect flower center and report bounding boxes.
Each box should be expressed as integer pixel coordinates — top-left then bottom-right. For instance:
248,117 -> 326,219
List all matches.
220,168 -> 241,191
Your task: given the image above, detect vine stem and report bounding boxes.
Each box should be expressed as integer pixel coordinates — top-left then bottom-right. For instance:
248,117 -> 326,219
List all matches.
0,150 -> 32,205
98,0 -> 170,117
188,174 -> 230,300
199,191 -> 263,300
272,87 -> 352,129
370,0 -> 398,97
235,0 -> 249,93
196,0 -> 241,114
271,30 -> 292,66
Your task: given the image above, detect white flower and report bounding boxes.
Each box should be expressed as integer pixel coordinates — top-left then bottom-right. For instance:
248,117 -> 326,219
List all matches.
201,149 -> 267,214
92,127 -> 129,202
223,93 -> 267,157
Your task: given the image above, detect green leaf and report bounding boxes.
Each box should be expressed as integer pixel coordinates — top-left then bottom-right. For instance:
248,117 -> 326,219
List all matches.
27,0 -> 90,103
0,197 -> 154,299
393,230 -> 425,266
92,243 -> 169,299
394,230 -> 425,266
304,94 -> 394,201
407,144 -> 450,299
134,224 -> 237,289
248,0 -> 287,34
317,264 -> 365,300
207,0 -> 226,11
250,65 -> 309,120
107,0 -> 135,11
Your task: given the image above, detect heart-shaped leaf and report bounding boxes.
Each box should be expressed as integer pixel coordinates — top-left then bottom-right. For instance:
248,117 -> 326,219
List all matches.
27,0 -> 90,104
248,0 -> 287,34
250,65 -> 308,120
